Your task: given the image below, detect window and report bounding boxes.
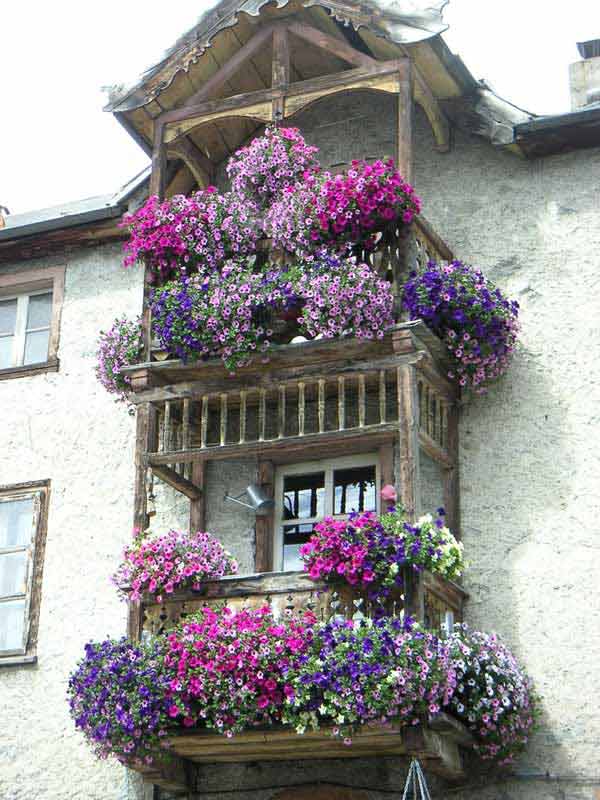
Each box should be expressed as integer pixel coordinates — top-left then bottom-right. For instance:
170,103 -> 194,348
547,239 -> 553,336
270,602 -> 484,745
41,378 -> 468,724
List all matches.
274,454 -> 379,571
0,266 -> 64,378
0,482 -> 49,663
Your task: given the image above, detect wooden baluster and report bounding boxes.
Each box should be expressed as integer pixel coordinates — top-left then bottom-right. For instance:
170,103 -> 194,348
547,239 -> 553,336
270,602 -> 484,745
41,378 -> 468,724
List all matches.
219,393 -> 227,447
182,398 -> 191,479
379,370 -> 386,424
429,391 -> 437,441
239,390 -> 247,444
441,402 -> 448,449
318,379 -> 325,433
298,381 -> 305,436
358,374 -> 366,428
278,385 -> 286,439
162,401 -> 171,454
258,389 -> 266,442
338,376 -> 345,431
417,379 -> 424,429
200,396 -> 208,449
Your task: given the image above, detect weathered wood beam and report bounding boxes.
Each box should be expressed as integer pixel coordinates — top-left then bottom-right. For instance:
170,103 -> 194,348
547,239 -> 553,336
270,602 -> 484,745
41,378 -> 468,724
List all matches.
413,69 -> 451,153
396,58 -> 413,183
271,24 -> 290,121
286,21 -> 377,69
255,460 -> 275,572
167,138 -> 214,187
149,120 -> 166,197
151,463 -> 203,500
184,24 -> 275,107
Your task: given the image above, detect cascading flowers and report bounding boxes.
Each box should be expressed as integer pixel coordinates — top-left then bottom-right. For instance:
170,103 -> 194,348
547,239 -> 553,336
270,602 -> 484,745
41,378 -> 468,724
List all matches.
67,638 -> 170,765
226,126 -> 320,211
150,260 -> 299,372
402,260 -> 520,393
112,528 -> 238,603
283,617 -> 456,741
266,158 -> 421,256
95,315 -> 143,402
121,189 -> 259,281
161,605 -> 316,736
448,625 -> 537,765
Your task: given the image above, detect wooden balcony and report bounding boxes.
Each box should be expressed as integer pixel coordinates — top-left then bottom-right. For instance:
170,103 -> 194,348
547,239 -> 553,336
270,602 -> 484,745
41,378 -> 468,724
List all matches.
130,570 -> 469,793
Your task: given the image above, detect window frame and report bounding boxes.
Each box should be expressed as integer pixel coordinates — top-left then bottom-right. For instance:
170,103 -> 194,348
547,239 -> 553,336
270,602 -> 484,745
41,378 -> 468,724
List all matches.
0,266 -> 65,380
273,453 -> 380,572
0,480 -> 50,666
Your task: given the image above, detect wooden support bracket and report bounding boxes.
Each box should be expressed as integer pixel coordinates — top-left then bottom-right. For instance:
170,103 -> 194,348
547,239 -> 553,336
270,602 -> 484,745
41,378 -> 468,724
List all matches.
150,464 -> 203,500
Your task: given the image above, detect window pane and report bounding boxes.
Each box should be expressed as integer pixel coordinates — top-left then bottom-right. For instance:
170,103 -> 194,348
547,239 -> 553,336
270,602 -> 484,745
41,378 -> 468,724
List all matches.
283,523 -> 316,571
283,473 -> 325,520
26,292 -> 52,329
24,329 -> 50,365
0,497 -> 34,548
0,552 -> 28,598
0,336 -> 14,369
0,298 -> 17,335
0,599 -> 26,652
333,465 -> 376,515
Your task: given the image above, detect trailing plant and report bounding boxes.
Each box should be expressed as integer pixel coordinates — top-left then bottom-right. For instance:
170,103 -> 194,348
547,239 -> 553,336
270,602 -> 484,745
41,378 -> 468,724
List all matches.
266,159 -> 421,256
122,189 -> 259,281
112,528 -> 238,603
95,315 -> 144,402
150,261 -> 299,371
226,126 -> 319,212
295,256 -> 395,341
67,638 -> 170,765
161,605 -> 316,736
448,625 -> 537,765
401,260 -> 520,393
300,507 -> 464,603
282,617 -> 456,741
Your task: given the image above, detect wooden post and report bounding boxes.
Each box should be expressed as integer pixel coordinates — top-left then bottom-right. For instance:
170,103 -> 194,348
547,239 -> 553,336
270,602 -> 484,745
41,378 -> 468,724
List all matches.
190,461 -> 206,532
129,402 -> 157,640
397,58 -> 413,184
272,24 -> 290,122
443,402 -> 460,536
149,120 -> 166,198
396,363 -> 420,518
255,461 -> 275,573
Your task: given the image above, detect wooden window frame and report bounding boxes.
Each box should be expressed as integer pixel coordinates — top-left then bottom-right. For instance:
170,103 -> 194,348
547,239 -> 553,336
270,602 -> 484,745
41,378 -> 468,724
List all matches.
273,453 -> 381,572
0,266 -> 65,380
0,480 -> 50,666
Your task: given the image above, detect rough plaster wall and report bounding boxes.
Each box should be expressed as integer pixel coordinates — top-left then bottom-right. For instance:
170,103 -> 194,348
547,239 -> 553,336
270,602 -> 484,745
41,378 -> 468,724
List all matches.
412,108 -> 600,796
0,245 -> 147,800
418,449 -> 445,515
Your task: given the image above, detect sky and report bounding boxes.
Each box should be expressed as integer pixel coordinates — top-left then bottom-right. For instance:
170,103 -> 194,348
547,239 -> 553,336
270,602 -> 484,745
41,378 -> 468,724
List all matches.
1,1 -> 598,215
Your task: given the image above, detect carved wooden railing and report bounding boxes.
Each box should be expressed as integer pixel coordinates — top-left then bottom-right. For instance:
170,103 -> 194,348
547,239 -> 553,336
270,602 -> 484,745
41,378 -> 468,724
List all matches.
138,570 -> 466,640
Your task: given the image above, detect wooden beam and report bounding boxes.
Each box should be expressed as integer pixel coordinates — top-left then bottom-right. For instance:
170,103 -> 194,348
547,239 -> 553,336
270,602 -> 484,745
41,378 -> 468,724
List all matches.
413,69 -> 451,153
151,464 -> 203,500
167,137 -> 214,187
271,24 -> 290,122
149,120 -> 166,197
286,21 -> 377,69
184,24 -> 275,107
396,58 -> 413,182
255,460 -> 275,572
189,461 -> 206,532
443,402 -> 460,537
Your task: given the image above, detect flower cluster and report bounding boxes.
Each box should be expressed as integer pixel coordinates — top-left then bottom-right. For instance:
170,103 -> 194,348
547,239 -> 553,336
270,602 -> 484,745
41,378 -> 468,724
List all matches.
112,528 -> 238,603
295,256 -> 394,341
67,638 -> 170,764
283,617 -> 456,740
121,190 -> 259,281
402,261 -> 520,393
95,315 -> 144,401
448,625 -> 537,764
227,126 -> 319,211
380,508 -> 465,582
161,605 -> 316,736
150,261 -> 298,371
300,507 -> 464,602
267,159 -> 421,256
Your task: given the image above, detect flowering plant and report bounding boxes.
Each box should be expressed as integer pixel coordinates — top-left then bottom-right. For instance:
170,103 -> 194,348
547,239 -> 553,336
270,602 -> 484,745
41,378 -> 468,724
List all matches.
95,315 -> 143,401
295,256 -> 394,341
122,190 -> 259,281
283,617 -> 456,740
67,638 -> 170,764
402,261 -> 520,393
380,509 -> 465,582
150,261 -> 299,371
227,126 -> 319,211
112,528 -> 238,603
448,625 -> 537,764
161,605 -> 316,736
266,159 -> 421,256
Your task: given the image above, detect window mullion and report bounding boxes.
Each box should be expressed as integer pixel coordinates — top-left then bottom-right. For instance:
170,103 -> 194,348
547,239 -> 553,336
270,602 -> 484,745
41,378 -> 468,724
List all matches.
13,295 -> 29,367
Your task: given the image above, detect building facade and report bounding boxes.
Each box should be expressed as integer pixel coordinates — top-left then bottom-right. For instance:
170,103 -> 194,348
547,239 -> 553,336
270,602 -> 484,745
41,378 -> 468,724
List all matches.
1,5 -> 599,799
